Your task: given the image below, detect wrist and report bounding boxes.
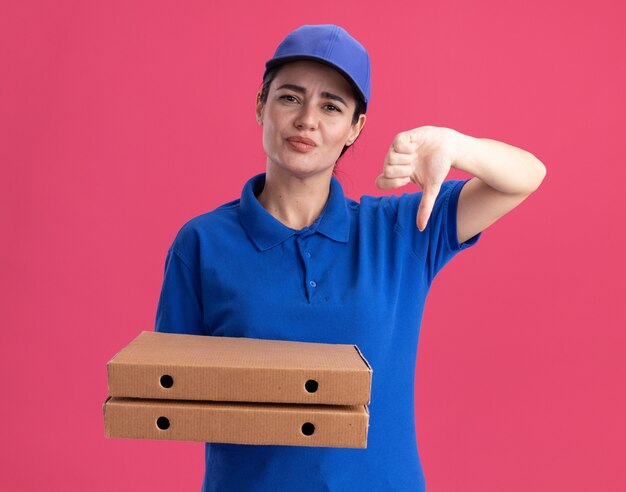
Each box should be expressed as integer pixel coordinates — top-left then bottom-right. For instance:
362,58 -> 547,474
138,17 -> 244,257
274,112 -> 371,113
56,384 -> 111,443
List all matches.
449,130 -> 477,172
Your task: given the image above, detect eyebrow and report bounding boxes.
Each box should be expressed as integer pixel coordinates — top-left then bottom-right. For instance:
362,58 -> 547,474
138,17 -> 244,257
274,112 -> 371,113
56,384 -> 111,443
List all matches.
275,83 -> 349,108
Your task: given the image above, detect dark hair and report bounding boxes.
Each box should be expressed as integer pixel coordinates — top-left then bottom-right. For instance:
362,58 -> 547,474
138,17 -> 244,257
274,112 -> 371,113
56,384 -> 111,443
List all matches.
259,63 -> 367,165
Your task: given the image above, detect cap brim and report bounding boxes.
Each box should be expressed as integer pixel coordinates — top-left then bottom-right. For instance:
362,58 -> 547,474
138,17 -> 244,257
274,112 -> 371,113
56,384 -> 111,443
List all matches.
264,55 -> 368,111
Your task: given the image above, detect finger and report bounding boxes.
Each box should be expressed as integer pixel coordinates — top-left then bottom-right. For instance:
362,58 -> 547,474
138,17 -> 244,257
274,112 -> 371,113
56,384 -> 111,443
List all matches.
381,162 -> 413,179
386,151 -> 416,166
391,139 -> 418,155
376,174 -> 411,190
416,184 -> 441,231
395,131 -> 412,144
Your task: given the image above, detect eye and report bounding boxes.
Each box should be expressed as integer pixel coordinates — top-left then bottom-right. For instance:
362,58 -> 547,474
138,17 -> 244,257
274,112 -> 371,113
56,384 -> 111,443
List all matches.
323,104 -> 341,113
280,94 -> 299,103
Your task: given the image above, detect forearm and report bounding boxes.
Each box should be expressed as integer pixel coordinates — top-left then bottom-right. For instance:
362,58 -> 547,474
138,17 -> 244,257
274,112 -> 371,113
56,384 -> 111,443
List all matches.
450,130 -> 547,195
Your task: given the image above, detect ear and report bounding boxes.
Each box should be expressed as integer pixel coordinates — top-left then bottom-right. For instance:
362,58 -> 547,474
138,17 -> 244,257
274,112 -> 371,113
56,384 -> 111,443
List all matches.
255,91 -> 264,125
346,114 -> 367,146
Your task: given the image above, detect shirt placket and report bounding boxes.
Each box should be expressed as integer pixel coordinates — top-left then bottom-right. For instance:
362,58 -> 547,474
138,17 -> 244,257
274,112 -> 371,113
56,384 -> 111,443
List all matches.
296,231 -> 318,303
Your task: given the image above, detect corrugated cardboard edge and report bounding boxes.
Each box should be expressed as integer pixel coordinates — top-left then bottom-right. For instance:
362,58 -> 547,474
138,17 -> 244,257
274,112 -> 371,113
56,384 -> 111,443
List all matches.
352,344 -> 372,372
107,332 -> 145,365
353,345 -> 373,405
103,395 -> 112,437
106,332 -> 146,395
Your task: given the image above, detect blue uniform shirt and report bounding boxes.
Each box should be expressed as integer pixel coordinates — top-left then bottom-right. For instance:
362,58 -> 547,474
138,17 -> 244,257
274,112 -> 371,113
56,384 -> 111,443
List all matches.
156,173 -> 481,491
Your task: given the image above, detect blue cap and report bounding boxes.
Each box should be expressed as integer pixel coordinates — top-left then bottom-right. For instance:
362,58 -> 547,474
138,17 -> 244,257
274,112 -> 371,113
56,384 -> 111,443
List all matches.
264,24 -> 371,111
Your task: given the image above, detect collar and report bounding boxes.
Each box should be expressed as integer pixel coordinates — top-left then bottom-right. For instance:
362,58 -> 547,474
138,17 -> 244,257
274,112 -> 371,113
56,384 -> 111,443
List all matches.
239,173 -> 350,251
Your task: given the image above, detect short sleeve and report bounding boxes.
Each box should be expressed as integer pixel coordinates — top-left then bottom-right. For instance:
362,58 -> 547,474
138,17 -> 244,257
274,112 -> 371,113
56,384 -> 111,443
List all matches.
154,240 -> 205,336
384,178 -> 482,282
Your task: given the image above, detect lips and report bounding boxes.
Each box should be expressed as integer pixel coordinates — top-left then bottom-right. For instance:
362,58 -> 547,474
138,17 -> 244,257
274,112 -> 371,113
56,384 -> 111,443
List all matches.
286,136 -> 317,152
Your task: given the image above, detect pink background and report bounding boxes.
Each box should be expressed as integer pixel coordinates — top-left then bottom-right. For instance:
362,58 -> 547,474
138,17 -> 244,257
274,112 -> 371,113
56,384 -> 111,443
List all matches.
1,0 -> 624,490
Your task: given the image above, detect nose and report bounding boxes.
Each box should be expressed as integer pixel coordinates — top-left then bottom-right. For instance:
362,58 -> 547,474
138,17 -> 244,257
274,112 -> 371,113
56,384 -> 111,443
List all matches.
294,102 -> 318,131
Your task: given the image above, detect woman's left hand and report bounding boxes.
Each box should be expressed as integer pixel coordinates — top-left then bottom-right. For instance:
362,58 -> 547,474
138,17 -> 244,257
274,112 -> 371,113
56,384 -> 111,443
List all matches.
376,126 -> 459,231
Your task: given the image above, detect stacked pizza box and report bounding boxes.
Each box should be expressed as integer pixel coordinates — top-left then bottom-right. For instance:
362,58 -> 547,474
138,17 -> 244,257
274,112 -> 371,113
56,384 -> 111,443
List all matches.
103,331 -> 372,448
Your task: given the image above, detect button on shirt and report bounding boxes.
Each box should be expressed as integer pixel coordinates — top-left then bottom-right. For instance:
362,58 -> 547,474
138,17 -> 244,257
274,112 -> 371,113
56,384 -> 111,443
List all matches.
156,173 -> 481,492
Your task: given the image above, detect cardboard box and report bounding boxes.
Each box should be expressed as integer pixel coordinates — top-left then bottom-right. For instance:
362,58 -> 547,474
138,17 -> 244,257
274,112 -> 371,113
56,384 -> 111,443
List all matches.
103,397 -> 369,448
107,331 -> 372,405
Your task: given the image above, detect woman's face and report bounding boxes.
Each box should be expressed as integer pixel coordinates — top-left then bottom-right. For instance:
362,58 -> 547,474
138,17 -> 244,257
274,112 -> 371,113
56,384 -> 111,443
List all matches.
256,60 -> 366,180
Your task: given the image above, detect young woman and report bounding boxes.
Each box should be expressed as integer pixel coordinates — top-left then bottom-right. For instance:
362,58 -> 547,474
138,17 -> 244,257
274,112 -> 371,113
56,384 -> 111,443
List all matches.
156,24 -> 546,492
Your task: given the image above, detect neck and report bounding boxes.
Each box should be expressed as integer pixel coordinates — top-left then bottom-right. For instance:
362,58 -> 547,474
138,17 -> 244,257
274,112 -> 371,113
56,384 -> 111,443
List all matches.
257,167 -> 333,230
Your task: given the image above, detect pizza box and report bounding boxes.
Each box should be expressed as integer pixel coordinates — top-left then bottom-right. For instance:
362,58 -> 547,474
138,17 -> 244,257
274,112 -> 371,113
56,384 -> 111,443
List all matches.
103,396 -> 369,448
107,331 -> 372,405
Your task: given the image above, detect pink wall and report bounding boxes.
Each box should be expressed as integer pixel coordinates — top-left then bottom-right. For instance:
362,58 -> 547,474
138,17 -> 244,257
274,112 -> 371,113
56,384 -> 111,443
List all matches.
1,1 -> 624,490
